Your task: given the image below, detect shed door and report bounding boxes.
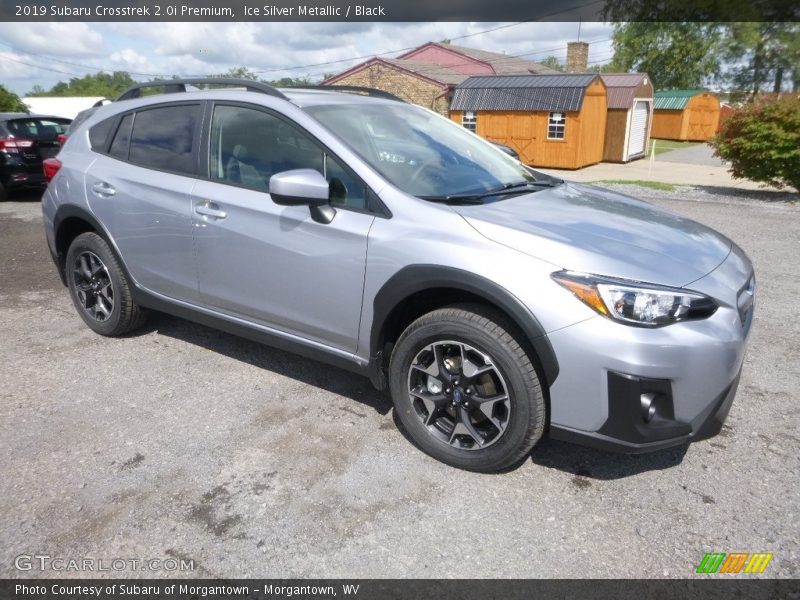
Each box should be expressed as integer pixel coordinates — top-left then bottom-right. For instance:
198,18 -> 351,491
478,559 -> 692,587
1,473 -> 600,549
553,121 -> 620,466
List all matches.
627,101 -> 649,158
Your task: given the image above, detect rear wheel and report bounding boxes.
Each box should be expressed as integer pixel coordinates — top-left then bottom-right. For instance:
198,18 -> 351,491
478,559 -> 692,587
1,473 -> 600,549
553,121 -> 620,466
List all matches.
389,305 -> 545,472
0,181 -> 7,202
65,232 -> 147,336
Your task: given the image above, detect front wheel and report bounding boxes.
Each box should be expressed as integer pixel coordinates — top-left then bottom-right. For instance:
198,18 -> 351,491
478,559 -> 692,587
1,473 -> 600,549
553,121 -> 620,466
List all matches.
389,306 -> 545,472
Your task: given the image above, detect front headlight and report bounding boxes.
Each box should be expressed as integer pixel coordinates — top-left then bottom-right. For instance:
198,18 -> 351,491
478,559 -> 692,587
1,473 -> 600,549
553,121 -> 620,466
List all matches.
551,271 -> 718,327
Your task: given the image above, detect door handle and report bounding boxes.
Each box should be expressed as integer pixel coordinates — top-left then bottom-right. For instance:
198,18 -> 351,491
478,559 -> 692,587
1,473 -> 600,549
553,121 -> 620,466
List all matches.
195,201 -> 227,219
91,182 -> 116,197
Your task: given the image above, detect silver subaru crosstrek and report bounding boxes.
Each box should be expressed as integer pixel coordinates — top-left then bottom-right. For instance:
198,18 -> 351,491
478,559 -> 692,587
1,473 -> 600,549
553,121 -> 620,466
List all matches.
41,79 -> 755,472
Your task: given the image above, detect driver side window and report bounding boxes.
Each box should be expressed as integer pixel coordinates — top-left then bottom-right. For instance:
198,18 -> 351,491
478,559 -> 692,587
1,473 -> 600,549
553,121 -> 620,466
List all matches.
209,104 -> 368,210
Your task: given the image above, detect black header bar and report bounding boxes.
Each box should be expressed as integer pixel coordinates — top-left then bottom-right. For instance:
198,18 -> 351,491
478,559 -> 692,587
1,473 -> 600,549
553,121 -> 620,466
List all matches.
2,579 -> 800,600
2,0 -> 798,22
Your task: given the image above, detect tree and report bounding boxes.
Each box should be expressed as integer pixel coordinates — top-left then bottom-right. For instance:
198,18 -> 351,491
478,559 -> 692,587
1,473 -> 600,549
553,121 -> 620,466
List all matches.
539,56 -> 564,72
588,61 -> 625,74
608,22 -> 722,89
208,66 -> 260,80
264,76 -> 312,88
208,68 -> 312,87
26,85 -> 47,97
0,84 -> 27,111
710,95 -> 800,192
26,71 -> 136,98
722,23 -> 800,97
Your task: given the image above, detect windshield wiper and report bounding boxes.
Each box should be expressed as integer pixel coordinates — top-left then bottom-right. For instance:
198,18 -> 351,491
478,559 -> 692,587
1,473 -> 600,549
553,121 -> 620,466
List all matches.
421,180 -> 558,204
419,195 -> 486,205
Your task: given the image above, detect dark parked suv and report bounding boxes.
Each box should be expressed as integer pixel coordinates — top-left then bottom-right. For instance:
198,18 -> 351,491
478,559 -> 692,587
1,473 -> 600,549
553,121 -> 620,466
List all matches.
0,113 -> 70,200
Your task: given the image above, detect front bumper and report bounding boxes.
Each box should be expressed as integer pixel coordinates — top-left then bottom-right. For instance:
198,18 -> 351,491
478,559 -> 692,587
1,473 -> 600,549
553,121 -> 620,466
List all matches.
549,368 -> 740,453
544,245 -> 753,454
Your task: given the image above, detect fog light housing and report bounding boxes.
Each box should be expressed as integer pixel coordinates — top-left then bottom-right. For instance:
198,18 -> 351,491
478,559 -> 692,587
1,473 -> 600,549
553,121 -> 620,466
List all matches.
640,393 -> 657,422
601,372 -> 691,444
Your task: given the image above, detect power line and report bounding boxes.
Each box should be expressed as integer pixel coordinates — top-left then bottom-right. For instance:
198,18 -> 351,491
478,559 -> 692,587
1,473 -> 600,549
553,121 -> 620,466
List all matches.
247,22 -> 537,75
0,21 -> 532,80
0,53 -> 85,77
2,24 -> 612,87
0,41 -> 166,78
316,37 -> 611,83
1,20 -> 609,81
263,36 -> 610,82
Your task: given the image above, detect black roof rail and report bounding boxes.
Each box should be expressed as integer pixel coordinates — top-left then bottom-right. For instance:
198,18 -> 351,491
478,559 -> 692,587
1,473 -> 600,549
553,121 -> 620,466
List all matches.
295,85 -> 406,102
115,78 -> 288,102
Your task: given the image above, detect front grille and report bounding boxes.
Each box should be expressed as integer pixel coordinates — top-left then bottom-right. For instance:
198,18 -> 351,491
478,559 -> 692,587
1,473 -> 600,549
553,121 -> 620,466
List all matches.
737,274 -> 756,330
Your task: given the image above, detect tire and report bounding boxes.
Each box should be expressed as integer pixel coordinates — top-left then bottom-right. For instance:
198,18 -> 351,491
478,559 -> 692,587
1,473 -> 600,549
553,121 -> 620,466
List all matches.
65,232 -> 147,336
0,181 -> 7,202
389,305 -> 545,472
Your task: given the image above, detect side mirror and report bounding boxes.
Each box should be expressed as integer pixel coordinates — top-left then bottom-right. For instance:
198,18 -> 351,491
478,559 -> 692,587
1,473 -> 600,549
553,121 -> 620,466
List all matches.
269,169 -> 336,224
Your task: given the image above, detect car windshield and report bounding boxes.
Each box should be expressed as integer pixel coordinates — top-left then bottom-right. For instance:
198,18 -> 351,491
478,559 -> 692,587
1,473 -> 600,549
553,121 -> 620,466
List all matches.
305,102 -> 548,202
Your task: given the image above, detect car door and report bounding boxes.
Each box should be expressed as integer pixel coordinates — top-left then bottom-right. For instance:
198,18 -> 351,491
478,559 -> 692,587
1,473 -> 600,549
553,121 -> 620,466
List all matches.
85,103 -> 202,303
191,103 -> 375,353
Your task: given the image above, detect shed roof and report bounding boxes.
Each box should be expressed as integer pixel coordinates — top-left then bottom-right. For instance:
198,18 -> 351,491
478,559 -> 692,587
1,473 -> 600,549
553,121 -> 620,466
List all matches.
600,73 -> 652,109
451,74 -> 598,112
654,89 -> 707,110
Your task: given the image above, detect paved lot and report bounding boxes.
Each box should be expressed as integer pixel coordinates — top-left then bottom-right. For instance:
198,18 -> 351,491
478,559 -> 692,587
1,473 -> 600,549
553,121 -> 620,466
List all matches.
541,150 -> 770,191
1,187 -> 798,579
656,143 -> 725,167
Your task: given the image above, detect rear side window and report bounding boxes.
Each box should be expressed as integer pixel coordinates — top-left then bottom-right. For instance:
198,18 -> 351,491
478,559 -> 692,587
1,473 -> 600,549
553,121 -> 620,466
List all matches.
89,117 -> 115,150
128,104 -> 200,175
109,114 -> 133,160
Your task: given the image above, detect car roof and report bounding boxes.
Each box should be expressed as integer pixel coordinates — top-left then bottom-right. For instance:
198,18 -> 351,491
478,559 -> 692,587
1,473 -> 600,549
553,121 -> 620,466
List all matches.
280,88 -> 404,108
103,86 -> 405,112
73,85 -> 411,133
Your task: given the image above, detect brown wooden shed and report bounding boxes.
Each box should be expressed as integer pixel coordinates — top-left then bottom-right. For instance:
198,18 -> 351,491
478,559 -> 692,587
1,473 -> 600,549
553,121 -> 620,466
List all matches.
651,90 -> 720,141
600,73 -> 654,162
450,74 -> 608,169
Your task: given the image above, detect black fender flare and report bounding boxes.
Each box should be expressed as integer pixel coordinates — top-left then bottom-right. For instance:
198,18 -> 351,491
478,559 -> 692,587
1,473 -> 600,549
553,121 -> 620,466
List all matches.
52,205 -> 129,285
369,265 -> 559,389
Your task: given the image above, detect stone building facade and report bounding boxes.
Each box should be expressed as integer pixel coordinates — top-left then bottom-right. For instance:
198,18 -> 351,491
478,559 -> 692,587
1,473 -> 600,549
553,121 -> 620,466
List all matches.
324,59 -> 453,115
322,42 -> 558,116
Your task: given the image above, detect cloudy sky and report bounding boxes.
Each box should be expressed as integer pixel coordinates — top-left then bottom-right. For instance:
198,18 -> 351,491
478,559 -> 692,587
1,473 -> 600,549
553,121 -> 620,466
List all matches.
0,21 -> 614,95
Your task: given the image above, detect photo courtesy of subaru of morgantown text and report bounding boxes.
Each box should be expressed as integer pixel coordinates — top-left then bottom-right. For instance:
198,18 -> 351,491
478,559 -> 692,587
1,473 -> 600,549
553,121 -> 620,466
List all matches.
42,79 -> 755,472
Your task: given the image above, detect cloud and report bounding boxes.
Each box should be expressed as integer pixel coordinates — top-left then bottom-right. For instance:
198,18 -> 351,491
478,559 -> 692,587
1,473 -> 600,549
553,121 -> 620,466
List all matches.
108,48 -> 158,74
0,21 -> 613,93
0,22 -> 105,56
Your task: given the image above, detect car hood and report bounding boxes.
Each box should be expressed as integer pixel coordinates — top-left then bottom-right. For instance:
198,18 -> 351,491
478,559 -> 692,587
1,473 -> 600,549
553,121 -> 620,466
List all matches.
453,182 -> 732,287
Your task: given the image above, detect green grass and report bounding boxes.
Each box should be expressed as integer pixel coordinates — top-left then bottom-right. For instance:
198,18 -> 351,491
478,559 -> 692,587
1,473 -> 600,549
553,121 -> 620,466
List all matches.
650,139 -> 702,156
594,179 -> 678,191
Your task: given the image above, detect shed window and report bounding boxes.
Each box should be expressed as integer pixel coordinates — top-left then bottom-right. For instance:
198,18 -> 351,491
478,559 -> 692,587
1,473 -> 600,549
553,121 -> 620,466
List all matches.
462,111 -> 477,133
547,112 -> 566,140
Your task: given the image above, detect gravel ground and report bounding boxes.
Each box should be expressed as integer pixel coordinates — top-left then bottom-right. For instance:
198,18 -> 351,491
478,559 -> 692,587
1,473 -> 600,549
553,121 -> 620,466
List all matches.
0,186 -> 798,579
